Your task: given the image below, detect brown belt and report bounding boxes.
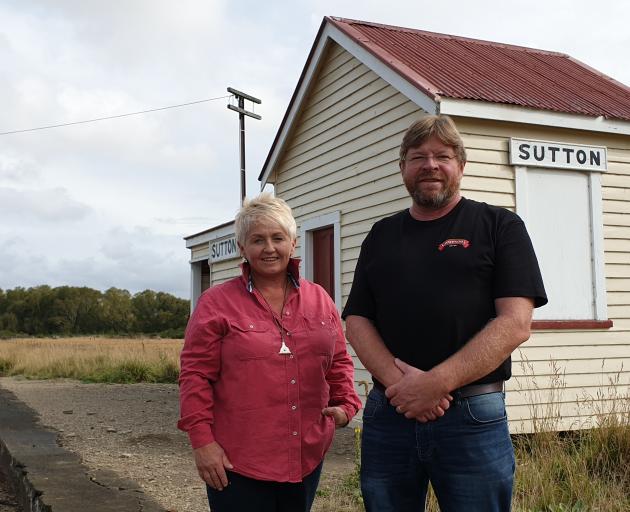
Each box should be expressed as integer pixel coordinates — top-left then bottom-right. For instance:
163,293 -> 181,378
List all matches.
372,380 -> 503,398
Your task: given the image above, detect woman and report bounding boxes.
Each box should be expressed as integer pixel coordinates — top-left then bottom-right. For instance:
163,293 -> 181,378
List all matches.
178,193 -> 361,512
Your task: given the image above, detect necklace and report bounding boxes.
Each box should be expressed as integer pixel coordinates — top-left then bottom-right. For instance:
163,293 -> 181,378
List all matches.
256,276 -> 291,355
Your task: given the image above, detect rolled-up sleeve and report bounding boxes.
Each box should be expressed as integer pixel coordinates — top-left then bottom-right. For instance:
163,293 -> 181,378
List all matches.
326,307 -> 362,422
177,292 -> 225,449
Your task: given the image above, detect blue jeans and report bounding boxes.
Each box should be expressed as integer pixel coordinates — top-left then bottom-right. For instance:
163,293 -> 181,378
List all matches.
206,462 -> 322,512
361,387 -> 514,512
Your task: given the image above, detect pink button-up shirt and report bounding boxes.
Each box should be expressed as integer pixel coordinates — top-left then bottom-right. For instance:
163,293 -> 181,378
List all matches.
178,259 -> 361,482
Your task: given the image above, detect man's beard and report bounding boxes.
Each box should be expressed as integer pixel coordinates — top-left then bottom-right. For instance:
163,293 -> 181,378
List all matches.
407,175 -> 461,209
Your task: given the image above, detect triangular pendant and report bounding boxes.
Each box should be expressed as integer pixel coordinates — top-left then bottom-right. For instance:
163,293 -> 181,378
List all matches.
279,341 -> 292,354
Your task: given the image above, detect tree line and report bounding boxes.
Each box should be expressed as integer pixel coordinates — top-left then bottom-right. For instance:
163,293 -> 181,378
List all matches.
0,285 -> 189,338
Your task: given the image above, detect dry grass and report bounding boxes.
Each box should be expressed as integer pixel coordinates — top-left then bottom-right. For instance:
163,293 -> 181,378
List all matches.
316,363 -> 629,512
512,361 -> 630,512
0,337 -> 182,383
313,426 -> 363,512
1,338 -> 628,511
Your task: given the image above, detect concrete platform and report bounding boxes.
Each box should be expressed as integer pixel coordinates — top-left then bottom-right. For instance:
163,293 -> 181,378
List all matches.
0,386 -> 165,512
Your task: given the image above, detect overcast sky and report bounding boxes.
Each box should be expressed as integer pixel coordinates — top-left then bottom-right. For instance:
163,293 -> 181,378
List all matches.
2,0 -> 629,298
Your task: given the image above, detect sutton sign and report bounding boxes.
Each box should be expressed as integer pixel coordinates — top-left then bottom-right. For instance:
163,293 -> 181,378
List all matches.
509,138 -> 607,171
210,236 -> 239,263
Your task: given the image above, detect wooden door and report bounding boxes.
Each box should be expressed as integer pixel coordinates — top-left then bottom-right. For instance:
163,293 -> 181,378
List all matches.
312,226 -> 334,300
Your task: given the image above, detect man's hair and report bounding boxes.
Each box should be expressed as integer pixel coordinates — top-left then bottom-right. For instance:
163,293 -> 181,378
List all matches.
399,115 -> 467,163
235,192 -> 297,246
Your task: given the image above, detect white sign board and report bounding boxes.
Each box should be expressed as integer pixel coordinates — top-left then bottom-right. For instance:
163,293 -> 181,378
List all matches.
210,236 -> 240,263
509,138 -> 607,171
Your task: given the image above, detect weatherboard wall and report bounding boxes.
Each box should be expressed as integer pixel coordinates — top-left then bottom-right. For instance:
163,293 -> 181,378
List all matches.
210,258 -> 241,286
269,42 -> 630,433
453,117 -> 630,433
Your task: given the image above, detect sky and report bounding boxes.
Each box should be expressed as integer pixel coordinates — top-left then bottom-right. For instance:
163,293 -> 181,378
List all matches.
2,0 -> 629,299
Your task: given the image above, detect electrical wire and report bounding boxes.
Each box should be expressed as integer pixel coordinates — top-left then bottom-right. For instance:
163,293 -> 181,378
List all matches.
0,95 -> 233,136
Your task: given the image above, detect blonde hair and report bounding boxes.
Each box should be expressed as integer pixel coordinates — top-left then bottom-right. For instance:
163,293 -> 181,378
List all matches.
235,193 -> 297,246
399,115 -> 467,163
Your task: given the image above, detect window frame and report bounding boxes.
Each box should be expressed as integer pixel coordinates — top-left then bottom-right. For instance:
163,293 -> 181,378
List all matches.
515,165 -> 610,328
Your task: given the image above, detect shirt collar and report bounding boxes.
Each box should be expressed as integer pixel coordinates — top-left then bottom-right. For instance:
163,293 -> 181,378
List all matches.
240,258 -> 301,293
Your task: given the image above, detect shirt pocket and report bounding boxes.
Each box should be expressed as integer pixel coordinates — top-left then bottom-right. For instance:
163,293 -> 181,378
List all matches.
303,315 -> 337,360
225,320 -> 278,360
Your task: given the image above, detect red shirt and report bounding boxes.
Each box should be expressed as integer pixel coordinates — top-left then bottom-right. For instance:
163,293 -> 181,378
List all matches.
178,259 -> 361,482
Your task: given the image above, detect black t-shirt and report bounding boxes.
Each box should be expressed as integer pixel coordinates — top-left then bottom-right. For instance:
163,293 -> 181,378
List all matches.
342,197 -> 548,385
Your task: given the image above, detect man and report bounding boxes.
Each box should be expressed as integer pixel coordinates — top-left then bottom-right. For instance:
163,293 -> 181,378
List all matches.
342,115 -> 547,511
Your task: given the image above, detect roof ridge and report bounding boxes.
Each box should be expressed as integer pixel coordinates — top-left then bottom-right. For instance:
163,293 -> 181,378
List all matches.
329,16 -> 569,58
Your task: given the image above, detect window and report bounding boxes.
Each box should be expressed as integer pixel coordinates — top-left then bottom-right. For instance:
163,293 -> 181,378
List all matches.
515,166 -> 607,322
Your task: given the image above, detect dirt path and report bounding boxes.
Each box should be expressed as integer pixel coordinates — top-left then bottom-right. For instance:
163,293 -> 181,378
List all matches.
0,377 -> 357,512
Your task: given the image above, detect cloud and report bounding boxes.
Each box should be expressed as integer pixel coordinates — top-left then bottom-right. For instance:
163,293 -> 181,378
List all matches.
0,154 -> 39,183
0,186 -> 91,222
1,0 -> 628,301
154,216 -> 214,226
0,225 -> 190,298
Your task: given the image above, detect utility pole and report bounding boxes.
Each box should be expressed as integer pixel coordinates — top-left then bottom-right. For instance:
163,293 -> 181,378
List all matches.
227,87 -> 261,205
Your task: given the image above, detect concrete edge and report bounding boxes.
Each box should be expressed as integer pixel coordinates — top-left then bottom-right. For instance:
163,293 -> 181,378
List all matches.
0,432 -> 50,512
0,384 -> 166,512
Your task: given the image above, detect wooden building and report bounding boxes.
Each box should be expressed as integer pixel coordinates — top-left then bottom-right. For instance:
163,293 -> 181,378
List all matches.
186,17 -> 630,433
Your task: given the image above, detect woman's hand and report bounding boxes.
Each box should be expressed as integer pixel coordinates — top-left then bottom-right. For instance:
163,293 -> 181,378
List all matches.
193,441 -> 234,491
322,406 -> 349,427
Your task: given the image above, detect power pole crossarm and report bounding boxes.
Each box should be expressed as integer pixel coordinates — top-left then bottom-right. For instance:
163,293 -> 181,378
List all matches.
227,87 -> 262,205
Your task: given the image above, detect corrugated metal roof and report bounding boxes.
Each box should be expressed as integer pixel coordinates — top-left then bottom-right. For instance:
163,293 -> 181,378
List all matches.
329,17 -> 630,121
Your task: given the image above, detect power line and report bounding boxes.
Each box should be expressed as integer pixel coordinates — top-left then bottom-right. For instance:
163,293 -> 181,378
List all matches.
0,95 -> 233,136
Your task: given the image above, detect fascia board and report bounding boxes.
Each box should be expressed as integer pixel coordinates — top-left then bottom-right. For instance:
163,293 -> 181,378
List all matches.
259,28 -> 332,189
440,98 -> 630,136
259,22 -> 438,188
326,24 -> 438,115
185,221 -> 236,248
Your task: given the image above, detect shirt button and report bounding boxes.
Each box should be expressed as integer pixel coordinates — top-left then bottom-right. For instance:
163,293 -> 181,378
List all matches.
286,331 -> 291,336
292,431 -> 298,436
291,405 -> 297,410
290,379 -> 296,384
321,321 -> 325,325
285,311 -> 290,316
289,354 -> 294,359
248,324 -> 254,329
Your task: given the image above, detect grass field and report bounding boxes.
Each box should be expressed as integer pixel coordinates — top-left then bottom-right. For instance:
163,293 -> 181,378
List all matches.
0,337 -> 182,383
0,337 -> 628,511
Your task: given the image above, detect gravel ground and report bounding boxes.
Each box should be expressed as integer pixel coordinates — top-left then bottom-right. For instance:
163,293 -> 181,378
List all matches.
0,467 -> 21,512
0,377 -> 356,512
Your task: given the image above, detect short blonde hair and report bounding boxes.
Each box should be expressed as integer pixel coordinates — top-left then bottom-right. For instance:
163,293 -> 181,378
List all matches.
235,193 -> 297,246
399,115 -> 467,163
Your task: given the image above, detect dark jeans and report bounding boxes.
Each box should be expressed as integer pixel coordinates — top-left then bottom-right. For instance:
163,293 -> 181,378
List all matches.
206,462 -> 322,512
361,386 -> 515,512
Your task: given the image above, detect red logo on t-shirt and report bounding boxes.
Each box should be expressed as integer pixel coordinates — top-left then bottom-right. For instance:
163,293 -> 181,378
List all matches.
438,239 -> 471,251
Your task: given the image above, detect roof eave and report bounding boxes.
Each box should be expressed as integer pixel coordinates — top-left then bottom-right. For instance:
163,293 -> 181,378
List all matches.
184,220 -> 235,248
440,98 -> 630,136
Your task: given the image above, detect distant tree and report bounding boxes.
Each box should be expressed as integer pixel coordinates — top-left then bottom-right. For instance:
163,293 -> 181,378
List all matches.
23,285 -> 55,334
102,288 -> 134,333
0,312 -> 18,332
0,285 -> 188,337
5,287 -> 29,333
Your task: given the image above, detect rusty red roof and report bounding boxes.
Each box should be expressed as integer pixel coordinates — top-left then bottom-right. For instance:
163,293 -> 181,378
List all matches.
328,17 -> 630,122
